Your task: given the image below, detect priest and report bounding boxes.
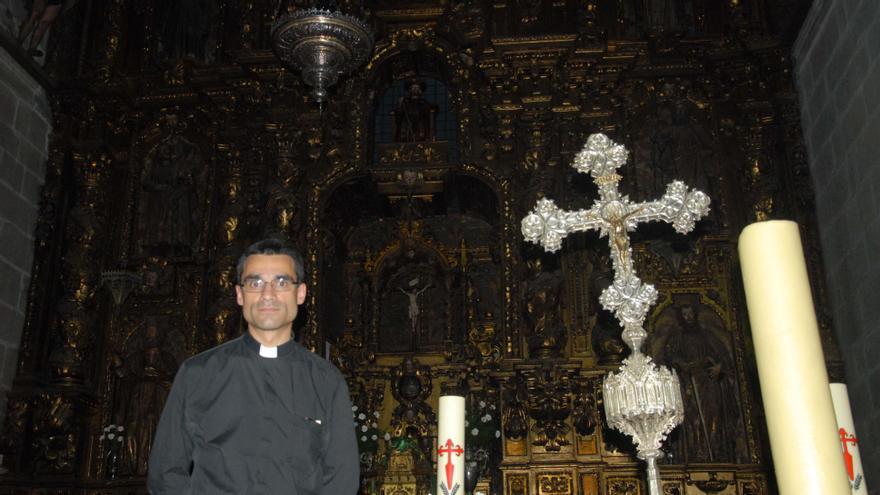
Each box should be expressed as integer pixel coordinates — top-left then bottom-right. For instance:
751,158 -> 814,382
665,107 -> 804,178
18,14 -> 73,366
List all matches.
148,238 -> 359,494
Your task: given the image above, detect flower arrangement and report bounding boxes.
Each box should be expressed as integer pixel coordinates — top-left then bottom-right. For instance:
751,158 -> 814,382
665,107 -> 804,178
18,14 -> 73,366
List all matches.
99,424 -> 125,479
99,424 -> 125,444
352,405 -> 383,454
465,398 -> 501,459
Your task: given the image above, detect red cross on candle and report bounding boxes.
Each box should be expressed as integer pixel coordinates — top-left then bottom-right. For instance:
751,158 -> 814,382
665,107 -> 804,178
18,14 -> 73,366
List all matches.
437,438 -> 463,489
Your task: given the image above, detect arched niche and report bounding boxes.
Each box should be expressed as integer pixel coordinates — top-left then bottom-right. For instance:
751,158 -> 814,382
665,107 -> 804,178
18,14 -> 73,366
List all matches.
374,242 -> 452,354
317,169 -> 502,358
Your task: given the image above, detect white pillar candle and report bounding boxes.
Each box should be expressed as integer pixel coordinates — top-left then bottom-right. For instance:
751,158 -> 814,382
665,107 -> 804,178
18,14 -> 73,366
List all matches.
830,383 -> 868,494
738,220 -> 850,495
437,395 -> 465,495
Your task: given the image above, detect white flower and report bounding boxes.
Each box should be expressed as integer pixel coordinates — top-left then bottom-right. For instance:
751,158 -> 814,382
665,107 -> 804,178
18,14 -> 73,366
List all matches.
117,426 -> 125,432
371,422 -> 378,428
104,426 -> 112,432
352,405 -> 358,412
361,425 -> 368,432
371,434 -> 378,441
107,433 -> 115,440
117,436 -> 124,442
481,414 -> 491,423
489,404 -> 496,411
495,430 -> 501,438
99,435 -> 105,441
358,413 -> 366,420
479,401 -> 486,408
465,420 -> 469,427
471,428 -> 479,436
384,433 -> 391,441
373,411 -> 380,418
361,435 -> 367,442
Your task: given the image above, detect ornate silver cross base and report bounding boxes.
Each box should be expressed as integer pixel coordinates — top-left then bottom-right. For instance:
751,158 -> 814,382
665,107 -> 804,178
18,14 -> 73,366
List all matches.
521,134 -> 710,495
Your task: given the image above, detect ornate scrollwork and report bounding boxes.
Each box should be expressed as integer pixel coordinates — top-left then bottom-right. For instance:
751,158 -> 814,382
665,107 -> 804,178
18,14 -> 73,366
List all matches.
389,357 -> 435,441
526,368 -> 571,452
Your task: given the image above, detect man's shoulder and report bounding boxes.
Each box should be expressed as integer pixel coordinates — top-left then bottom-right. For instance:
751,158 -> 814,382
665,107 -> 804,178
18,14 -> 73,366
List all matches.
181,336 -> 244,370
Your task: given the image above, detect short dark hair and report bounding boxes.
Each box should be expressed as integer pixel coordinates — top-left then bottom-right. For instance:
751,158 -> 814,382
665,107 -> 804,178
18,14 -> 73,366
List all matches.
236,238 -> 305,284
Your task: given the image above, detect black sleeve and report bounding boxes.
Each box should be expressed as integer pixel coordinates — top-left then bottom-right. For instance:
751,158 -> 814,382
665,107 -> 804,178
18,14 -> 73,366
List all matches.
147,362 -> 193,494
320,375 -> 360,494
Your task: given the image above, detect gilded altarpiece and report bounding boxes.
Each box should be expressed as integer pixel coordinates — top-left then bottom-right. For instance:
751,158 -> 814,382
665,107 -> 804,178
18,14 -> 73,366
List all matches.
0,0 -> 835,494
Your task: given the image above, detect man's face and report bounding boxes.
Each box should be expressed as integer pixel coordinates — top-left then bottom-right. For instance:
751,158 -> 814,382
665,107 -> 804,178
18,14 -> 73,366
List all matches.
235,254 -> 307,335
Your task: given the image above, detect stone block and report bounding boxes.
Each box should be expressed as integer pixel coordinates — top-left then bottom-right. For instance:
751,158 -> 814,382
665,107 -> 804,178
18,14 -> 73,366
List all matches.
25,112 -> 50,154
863,63 -> 880,121
0,260 -> 23,309
0,302 -> 23,345
0,223 -> 32,270
0,87 -> 18,126
0,154 -> 23,191
0,185 -> 31,230
807,14 -> 838,77
17,141 -> 46,176
0,66 -> 35,103
0,122 -> 19,158
12,102 -> 31,138
0,345 -> 17,386
808,106 -> 835,151
32,92 -> 52,123
20,169 -> 43,209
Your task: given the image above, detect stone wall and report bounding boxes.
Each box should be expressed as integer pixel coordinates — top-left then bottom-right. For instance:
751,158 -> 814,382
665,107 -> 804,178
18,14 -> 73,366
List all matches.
792,0 -> 880,487
0,45 -> 50,422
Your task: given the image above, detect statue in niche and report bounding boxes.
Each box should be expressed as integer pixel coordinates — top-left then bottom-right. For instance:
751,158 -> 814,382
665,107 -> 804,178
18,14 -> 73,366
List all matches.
629,83 -> 717,204
523,258 -> 566,359
399,282 -> 431,334
647,297 -> 747,463
379,260 -> 446,353
139,136 -> 201,254
392,78 -> 437,142
112,316 -> 186,476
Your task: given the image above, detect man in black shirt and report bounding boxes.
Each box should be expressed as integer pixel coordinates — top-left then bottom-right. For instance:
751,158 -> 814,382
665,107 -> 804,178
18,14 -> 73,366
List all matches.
148,238 -> 359,494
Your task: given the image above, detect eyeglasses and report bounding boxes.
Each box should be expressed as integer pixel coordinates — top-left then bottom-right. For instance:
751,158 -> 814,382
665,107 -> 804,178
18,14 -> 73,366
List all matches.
239,276 -> 301,293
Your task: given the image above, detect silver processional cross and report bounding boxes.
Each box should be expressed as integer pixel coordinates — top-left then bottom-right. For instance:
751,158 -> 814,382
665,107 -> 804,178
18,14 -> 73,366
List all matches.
521,133 -> 710,495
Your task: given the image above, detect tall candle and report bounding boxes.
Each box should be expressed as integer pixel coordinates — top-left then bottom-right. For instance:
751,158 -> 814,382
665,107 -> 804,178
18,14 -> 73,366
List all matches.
738,220 -> 850,494
437,395 -> 465,495
830,383 -> 868,494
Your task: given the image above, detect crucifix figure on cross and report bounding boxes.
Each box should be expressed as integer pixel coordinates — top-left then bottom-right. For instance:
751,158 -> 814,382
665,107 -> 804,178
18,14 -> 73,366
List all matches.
522,133 -> 710,351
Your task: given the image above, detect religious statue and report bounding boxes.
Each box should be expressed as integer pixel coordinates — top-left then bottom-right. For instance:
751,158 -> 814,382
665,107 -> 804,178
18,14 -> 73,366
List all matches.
399,283 -> 431,333
113,317 -> 186,475
523,259 -> 565,359
648,299 -> 747,463
139,136 -> 201,254
392,79 -> 437,142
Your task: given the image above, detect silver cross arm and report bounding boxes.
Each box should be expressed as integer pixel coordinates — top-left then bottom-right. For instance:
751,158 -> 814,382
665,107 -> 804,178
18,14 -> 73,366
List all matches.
521,198 -> 603,253
630,181 -> 711,234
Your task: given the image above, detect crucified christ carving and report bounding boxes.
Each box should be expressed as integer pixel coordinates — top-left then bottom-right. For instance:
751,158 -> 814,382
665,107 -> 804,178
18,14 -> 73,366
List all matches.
399,285 -> 431,332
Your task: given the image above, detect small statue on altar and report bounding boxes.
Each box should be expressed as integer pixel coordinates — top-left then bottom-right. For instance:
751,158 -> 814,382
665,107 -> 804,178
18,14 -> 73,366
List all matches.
399,283 -> 431,333
523,258 -> 566,359
392,78 -> 437,142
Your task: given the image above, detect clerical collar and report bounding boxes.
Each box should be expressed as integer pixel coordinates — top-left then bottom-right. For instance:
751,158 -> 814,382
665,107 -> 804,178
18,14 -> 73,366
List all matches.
243,331 -> 296,358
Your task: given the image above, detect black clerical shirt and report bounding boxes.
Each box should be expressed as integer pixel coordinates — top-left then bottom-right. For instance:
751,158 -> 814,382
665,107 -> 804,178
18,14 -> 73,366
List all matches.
147,332 -> 359,494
